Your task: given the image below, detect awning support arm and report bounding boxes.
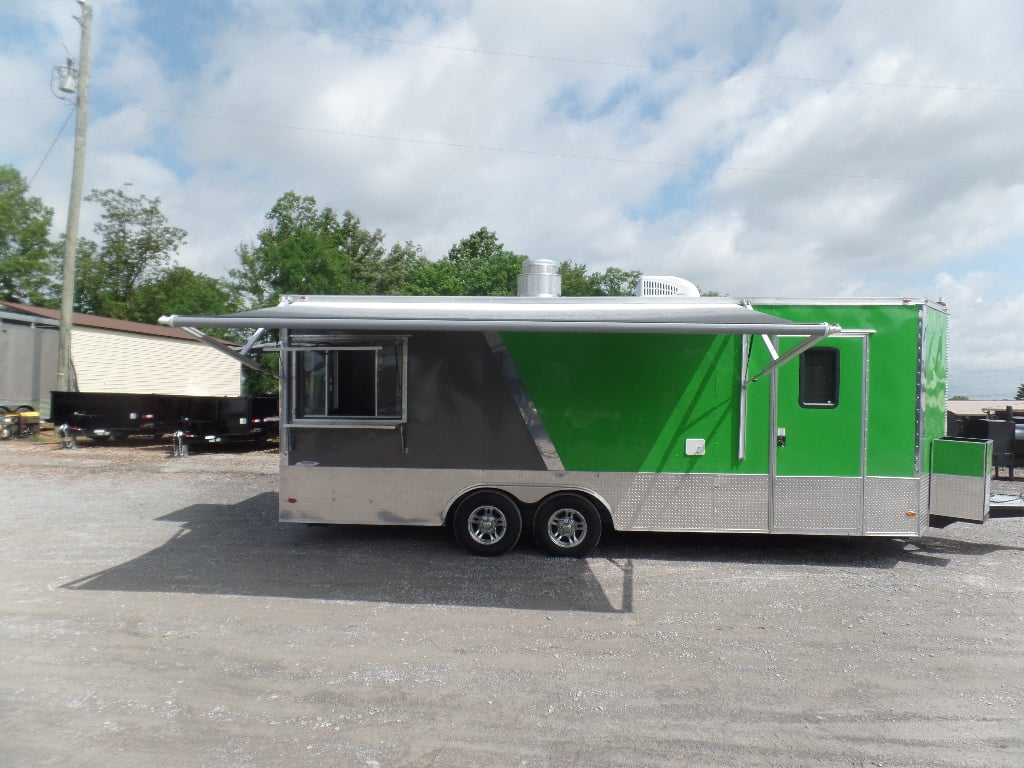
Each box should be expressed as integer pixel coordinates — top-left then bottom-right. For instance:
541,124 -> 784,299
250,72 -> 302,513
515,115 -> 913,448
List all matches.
738,326 -> 840,460
179,326 -> 280,379
240,327 -> 267,356
746,333 -> 832,385
738,334 -> 750,461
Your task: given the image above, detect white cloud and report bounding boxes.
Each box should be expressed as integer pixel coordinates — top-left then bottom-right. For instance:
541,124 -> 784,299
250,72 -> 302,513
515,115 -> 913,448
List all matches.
2,0 -> 1022,396
933,272 -> 1024,398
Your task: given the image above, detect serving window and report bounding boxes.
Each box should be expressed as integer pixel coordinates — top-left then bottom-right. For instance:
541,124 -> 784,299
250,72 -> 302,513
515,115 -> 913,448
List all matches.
286,335 -> 406,426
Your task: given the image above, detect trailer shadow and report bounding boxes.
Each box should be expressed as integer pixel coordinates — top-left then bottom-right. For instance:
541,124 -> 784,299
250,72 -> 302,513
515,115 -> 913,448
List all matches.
62,493 -> 1021,613
63,493 -> 624,613
598,528 -> 1022,570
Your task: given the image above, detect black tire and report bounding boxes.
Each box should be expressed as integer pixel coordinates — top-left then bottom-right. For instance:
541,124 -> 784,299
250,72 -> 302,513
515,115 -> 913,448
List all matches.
533,493 -> 602,557
451,491 -> 522,556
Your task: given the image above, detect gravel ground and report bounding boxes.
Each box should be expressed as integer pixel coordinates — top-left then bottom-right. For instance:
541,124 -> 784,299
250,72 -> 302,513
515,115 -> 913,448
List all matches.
1,435 -> 1023,768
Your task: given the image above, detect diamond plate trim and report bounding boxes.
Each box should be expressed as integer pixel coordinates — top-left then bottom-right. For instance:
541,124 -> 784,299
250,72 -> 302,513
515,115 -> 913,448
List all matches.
773,477 -> 862,531
864,476 -> 923,534
931,473 -> 989,522
281,465 -> 930,537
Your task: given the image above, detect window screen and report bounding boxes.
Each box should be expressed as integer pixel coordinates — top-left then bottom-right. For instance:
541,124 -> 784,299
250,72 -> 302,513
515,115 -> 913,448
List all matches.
799,346 -> 839,408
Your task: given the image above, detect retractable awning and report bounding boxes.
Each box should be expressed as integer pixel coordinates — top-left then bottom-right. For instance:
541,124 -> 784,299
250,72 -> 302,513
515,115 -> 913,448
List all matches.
161,294 -> 848,464
160,295 -> 842,337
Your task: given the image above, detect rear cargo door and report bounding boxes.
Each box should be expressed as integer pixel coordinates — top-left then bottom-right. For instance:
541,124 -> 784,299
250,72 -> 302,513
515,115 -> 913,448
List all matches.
771,335 -> 867,533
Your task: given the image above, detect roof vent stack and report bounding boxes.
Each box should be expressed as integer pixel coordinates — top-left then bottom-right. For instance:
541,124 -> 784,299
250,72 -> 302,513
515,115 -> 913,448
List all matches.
517,259 -> 562,298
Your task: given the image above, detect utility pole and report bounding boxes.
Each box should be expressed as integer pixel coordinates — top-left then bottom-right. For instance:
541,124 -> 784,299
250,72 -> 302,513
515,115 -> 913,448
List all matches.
56,1 -> 92,392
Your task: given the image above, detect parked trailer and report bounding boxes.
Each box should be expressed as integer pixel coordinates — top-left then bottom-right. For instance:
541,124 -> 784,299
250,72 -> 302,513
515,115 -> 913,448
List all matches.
173,395 -> 279,454
50,391 -> 278,448
51,391 -> 177,441
160,272 -> 992,557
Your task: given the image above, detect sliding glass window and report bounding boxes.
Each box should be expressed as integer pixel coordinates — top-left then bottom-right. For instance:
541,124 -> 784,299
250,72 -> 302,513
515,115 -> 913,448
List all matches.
288,336 -> 406,426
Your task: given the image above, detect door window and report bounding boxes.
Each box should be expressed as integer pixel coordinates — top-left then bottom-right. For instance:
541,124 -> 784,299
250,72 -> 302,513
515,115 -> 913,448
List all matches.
799,347 -> 839,408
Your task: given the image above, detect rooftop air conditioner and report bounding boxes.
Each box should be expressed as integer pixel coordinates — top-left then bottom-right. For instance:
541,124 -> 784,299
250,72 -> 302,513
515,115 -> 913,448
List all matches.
635,275 -> 700,297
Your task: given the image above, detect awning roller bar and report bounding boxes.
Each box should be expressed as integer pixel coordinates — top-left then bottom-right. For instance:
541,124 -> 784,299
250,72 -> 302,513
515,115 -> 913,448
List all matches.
164,315 -> 839,337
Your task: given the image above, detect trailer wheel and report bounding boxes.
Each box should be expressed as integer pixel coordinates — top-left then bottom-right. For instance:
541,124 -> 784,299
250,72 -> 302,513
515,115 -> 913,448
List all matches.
533,493 -> 602,557
452,491 -> 522,556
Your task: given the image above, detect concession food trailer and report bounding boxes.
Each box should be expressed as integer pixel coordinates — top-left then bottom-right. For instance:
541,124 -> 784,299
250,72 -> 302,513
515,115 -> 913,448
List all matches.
160,263 -> 991,557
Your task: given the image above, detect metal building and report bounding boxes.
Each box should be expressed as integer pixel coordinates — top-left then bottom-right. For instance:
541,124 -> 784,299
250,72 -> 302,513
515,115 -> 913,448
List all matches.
0,301 -> 241,418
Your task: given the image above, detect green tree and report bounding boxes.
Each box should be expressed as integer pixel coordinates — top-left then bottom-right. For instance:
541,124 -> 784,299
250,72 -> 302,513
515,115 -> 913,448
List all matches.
592,266 -> 641,296
0,165 -> 60,305
229,192 -> 411,308
76,187 -> 187,319
129,265 -> 234,324
444,228 -> 525,296
400,255 -> 461,296
558,260 -> 641,297
558,260 -> 595,297
364,240 -> 426,296
1016,383 -> 1024,400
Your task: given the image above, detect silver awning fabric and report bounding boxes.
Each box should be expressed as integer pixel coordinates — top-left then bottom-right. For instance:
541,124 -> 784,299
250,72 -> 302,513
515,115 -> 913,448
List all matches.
161,295 -> 841,336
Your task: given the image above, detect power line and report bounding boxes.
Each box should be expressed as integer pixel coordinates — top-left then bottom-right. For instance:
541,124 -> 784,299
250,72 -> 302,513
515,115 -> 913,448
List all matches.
245,21 -> 1024,96
5,6 -> 1022,95
28,104 -> 75,187
130,104 -> 923,183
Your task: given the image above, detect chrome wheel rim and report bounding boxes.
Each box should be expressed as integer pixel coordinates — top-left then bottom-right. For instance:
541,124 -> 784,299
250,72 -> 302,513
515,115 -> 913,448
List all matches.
546,508 -> 587,548
467,505 -> 507,545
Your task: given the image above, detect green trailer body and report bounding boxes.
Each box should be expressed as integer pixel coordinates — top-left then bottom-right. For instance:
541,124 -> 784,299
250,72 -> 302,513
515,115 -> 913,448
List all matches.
161,288 -> 991,556
503,303 -> 934,482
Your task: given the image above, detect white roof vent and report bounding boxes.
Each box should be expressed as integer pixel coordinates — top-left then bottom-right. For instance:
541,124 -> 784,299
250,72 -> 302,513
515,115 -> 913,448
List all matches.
635,275 -> 700,297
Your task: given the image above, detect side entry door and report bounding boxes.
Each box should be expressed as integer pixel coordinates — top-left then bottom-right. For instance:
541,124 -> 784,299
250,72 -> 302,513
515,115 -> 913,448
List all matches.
772,335 -> 867,533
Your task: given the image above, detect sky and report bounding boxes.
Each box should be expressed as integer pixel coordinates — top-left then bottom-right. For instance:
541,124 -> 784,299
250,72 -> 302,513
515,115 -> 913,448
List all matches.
1,0 -> 1023,398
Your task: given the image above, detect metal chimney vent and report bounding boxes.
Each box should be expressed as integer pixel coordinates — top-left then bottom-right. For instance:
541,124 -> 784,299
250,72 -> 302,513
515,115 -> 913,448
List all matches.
517,259 -> 562,297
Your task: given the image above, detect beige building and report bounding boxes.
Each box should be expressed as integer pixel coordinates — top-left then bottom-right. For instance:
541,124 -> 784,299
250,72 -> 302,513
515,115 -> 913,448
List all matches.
0,301 -> 240,418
